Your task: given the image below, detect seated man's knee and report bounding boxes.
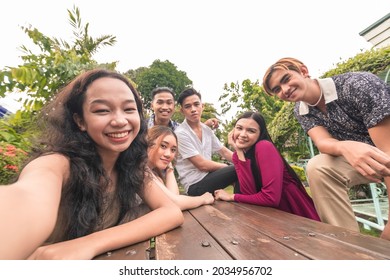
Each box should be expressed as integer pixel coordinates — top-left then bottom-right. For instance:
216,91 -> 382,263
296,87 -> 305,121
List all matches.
187,186 -> 201,196
306,154 -> 334,178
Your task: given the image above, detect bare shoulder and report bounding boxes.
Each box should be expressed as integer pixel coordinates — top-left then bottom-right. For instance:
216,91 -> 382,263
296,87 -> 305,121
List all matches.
19,153 -> 70,182
25,153 -> 69,168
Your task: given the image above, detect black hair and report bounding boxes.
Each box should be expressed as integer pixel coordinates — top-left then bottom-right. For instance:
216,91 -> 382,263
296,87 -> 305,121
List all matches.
177,88 -> 201,106
150,87 -> 175,100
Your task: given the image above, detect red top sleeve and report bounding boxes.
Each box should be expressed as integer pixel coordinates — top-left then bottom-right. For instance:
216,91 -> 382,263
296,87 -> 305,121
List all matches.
233,140 -> 284,206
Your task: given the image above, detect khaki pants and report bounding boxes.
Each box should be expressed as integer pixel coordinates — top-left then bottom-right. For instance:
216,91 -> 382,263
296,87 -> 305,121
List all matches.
306,154 -> 371,232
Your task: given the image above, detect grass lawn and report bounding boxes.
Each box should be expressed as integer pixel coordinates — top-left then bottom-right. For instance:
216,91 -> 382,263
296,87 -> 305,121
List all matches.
225,185 -> 234,194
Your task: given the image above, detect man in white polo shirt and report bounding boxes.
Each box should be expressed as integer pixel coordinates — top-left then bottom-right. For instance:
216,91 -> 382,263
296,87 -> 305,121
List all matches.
175,87 -> 238,196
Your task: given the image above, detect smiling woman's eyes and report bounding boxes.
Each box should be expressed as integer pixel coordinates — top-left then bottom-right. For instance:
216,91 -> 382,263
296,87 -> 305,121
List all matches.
93,108 -> 110,114
160,143 -> 177,153
91,107 -> 137,114
125,106 -> 138,112
160,144 -> 167,149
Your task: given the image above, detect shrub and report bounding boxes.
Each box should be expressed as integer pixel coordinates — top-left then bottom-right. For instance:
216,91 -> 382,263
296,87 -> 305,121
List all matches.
291,165 -> 307,185
0,142 -> 28,185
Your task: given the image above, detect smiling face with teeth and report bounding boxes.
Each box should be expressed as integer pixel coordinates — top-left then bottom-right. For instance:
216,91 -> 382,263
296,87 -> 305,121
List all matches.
266,69 -> 310,103
74,77 -> 141,158
151,90 -> 175,125
263,58 -> 313,104
233,118 -> 260,151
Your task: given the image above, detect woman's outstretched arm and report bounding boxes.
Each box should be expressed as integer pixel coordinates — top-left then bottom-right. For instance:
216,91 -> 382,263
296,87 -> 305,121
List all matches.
0,154 -> 68,259
154,174 -> 214,211
27,177 -> 184,260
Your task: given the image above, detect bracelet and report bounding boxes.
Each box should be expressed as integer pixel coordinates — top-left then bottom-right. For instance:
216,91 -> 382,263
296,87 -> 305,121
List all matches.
166,165 -> 174,171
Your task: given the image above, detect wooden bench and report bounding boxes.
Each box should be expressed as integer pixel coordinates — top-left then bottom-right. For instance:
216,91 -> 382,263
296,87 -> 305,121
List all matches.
95,201 -> 390,260
94,240 -> 151,260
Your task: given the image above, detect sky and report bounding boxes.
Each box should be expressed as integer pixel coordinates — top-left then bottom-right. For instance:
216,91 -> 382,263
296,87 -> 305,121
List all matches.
1,0 -> 389,116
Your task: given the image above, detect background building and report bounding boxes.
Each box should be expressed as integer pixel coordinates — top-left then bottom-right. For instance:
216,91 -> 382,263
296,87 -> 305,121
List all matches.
359,12 -> 390,48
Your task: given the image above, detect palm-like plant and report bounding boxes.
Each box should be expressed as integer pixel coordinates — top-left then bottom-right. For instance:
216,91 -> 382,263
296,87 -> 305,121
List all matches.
0,5 -> 117,149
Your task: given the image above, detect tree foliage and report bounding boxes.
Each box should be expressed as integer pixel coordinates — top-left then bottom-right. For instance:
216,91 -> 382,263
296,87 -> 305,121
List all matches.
0,6 -> 117,108
219,79 -> 283,122
125,59 -> 192,109
171,102 -> 219,123
267,102 -> 312,161
322,46 -> 390,77
0,5 -> 117,148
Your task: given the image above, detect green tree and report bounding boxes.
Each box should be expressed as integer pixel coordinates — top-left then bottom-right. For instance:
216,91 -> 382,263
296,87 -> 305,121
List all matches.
0,5 -> 117,149
219,79 -> 283,123
171,102 -> 219,125
267,102 -> 312,161
0,6 -> 117,107
125,59 -> 192,109
322,46 -> 389,77
124,66 -> 148,84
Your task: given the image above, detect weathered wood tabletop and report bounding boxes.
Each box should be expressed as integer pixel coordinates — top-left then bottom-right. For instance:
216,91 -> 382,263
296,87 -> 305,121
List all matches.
95,201 -> 390,260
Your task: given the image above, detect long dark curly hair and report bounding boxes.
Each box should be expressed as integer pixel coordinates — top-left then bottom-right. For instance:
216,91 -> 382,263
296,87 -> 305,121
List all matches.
28,69 -> 148,241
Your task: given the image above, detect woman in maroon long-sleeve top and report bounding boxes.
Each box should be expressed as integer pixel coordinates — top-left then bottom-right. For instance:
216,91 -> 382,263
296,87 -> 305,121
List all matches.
214,111 -> 320,221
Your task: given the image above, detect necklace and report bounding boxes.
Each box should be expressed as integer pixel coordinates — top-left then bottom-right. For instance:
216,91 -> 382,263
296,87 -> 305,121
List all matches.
307,88 -> 323,107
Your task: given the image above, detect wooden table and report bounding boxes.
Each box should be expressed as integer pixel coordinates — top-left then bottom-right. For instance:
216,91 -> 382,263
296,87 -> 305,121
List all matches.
95,201 -> 390,260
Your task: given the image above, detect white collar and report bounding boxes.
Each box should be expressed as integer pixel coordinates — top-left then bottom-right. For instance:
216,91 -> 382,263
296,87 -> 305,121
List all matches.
299,78 -> 338,115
